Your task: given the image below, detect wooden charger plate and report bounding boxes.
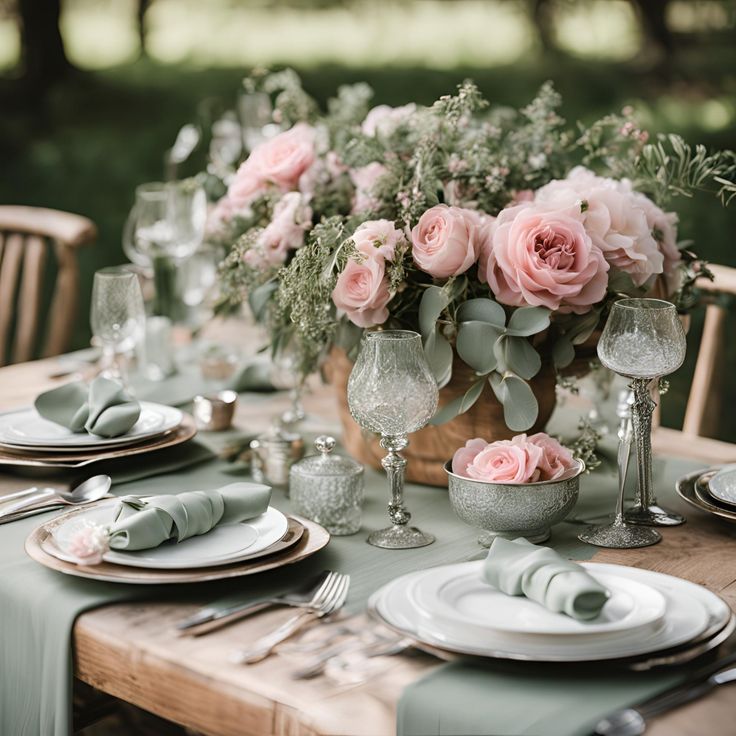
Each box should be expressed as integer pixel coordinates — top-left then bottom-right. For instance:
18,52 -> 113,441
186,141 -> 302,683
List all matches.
25,508 -> 330,584
0,414 -> 197,470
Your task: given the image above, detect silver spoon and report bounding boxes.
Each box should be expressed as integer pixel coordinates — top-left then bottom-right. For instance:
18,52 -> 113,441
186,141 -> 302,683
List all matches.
0,475 -> 112,518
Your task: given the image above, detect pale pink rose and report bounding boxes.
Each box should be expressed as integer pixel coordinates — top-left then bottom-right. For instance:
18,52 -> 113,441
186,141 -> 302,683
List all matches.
66,523 -> 109,565
512,189 -> 535,204
479,203 -> 609,314
527,432 -> 576,481
350,162 -> 388,214
465,435 -> 543,484
362,103 -> 416,137
227,166 -> 266,210
257,192 -> 313,265
536,168 -> 663,286
206,197 -> 236,235
462,208 -> 496,257
246,123 -> 316,191
352,219 -> 404,261
411,205 -> 480,278
452,438 -> 489,476
332,253 -> 391,328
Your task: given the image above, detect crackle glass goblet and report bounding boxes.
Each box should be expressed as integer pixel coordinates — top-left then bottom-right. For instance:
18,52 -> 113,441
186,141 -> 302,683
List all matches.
347,330 -> 438,549
597,298 -> 687,527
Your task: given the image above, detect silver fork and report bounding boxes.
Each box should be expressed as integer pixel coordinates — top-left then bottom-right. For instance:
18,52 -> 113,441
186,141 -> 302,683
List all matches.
231,573 -> 350,664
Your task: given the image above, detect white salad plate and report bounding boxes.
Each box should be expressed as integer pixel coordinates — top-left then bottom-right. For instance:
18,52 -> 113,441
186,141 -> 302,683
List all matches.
702,465 -> 736,506
0,403 -> 183,451
49,501 -> 289,570
369,562 -> 727,662
408,563 -> 666,638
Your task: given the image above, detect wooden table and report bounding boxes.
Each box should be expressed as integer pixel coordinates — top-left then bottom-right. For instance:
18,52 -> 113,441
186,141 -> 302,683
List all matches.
1,349 -> 735,736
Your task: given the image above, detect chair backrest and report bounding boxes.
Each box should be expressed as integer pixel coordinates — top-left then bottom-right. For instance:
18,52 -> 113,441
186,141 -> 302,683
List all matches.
0,205 -> 96,367
653,263 -> 736,463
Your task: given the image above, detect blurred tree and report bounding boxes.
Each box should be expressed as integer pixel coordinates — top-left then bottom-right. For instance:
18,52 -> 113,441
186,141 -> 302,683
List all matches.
137,0 -> 151,58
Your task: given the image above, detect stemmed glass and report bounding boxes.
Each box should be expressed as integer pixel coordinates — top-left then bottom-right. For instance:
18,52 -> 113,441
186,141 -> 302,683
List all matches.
347,330 -> 439,549
90,267 -> 146,383
596,298 -> 687,528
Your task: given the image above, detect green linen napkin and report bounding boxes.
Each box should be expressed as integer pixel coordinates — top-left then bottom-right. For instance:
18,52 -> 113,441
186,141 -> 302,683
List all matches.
483,537 -> 609,620
35,376 -> 141,438
109,482 -> 271,551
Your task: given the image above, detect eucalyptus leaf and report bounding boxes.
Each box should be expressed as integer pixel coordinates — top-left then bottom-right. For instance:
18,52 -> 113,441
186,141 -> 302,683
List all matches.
489,372 -> 539,431
570,309 -> 602,346
419,286 -> 451,337
430,379 -> 485,425
248,279 -> 278,323
424,329 -> 453,389
503,336 -> 542,380
506,306 -> 551,337
334,320 -> 363,354
553,336 -> 576,369
457,298 -> 506,327
457,321 -> 503,373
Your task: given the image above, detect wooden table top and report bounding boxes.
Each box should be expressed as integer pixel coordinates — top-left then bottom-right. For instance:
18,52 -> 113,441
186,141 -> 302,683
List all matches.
1,343 -> 735,736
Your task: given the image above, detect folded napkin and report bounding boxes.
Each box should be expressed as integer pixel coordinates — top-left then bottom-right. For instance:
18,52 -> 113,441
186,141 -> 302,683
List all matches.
482,538 -> 609,620
108,482 -> 272,551
35,376 -> 141,438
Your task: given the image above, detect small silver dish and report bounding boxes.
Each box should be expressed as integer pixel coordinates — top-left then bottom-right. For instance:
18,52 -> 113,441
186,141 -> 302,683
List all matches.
444,459 -> 584,546
192,390 -> 238,431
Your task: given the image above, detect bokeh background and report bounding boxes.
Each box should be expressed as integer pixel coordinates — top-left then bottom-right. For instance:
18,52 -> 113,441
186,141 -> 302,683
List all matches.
2,0 -> 736,434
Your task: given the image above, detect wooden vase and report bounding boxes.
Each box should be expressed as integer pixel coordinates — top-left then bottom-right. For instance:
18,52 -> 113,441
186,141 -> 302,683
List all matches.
324,347 -> 558,487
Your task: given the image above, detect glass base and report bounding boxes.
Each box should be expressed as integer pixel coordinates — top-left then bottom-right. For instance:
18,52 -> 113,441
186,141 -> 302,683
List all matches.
578,522 -> 661,549
624,504 -> 686,527
478,527 -> 550,547
367,525 -> 435,549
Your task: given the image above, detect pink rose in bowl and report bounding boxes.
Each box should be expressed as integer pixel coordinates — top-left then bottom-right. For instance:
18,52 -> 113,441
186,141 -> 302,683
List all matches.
246,123 -> 316,191
411,205 -> 480,278
451,438 -> 489,476
227,167 -> 266,211
353,219 -> 404,261
527,432 -> 577,481
465,436 -> 543,484
257,192 -> 313,265
332,253 -> 391,328
479,203 -> 609,314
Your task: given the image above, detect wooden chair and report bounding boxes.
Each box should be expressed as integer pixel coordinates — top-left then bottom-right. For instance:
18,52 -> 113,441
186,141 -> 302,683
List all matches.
0,205 -> 96,367
653,263 -> 736,463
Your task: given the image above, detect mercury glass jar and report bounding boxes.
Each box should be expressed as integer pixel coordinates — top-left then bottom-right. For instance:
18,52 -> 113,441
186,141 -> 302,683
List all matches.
290,436 -> 364,535
250,425 -> 304,490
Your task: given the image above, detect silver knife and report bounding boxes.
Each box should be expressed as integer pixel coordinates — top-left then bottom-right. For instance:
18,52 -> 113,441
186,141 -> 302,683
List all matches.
0,504 -> 65,525
596,652 -> 736,735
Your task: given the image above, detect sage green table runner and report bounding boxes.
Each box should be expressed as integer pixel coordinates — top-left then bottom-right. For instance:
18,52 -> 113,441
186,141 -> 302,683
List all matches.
0,379 -> 706,736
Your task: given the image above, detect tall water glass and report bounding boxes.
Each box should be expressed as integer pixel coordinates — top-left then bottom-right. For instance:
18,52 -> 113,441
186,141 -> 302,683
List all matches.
347,330 -> 439,549
598,298 -> 687,526
90,267 -> 146,383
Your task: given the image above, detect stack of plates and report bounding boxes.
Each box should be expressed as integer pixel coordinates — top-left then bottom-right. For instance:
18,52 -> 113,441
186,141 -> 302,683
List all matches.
369,561 -> 732,665
677,465 -> 736,523
25,500 -> 330,584
0,404 -> 194,469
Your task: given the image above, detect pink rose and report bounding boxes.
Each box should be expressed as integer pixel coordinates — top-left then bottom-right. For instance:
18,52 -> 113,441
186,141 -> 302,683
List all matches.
452,438 -> 488,475
411,205 -> 481,278
257,192 -> 313,265
362,103 -> 416,137
246,123 -> 316,191
465,435 -> 543,484
65,523 -> 109,565
206,196 -> 236,235
479,203 -> 609,314
227,167 -> 266,211
350,162 -> 388,214
332,252 -> 391,328
527,432 -> 576,481
353,219 -> 404,261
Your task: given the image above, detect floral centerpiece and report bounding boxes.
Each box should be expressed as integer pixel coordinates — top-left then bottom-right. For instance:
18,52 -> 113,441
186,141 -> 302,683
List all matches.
212,69 -> 735,484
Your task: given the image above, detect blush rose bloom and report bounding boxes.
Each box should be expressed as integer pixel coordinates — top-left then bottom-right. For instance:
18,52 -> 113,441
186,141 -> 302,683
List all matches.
245,123 -> 316,191
452,438 -> 489,476
411,204 -> 481,278
479,203 -> 609,314
353,219 -> 404,260
256,192 -> 313,265
332,250 -> 391,328
527,433 -> 576,481
465,436 -> 543,484
350,162 -> 388,214
536,168 -> 663,287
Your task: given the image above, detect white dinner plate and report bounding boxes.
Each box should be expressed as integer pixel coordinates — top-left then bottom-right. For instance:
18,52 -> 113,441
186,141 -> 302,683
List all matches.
50,501 -> 289,569
0,403 -> 183,451
369,562 -> 723,662
409,563 -> 666,638
702,466 -> 736,506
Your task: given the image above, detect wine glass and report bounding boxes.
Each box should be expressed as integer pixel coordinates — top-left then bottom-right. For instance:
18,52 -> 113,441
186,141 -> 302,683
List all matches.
271,341 -> 307,426
237,90 -> 275,153
597,298 -> 687,527
90,267 -> 146,383
347,330 -> 439,549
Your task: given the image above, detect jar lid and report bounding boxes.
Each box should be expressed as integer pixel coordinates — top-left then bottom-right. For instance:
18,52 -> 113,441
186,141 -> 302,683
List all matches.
252,424 -> 302,449
290,435 -> 363,478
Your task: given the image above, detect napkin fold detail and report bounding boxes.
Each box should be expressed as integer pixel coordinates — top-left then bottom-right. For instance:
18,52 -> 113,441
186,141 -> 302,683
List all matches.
482,537 -> 609,620
35,376 -> 141,438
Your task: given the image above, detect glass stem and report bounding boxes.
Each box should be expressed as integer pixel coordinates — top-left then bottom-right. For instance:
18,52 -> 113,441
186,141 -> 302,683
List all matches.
631,377 -> 656,512
380,434 -> 410,527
